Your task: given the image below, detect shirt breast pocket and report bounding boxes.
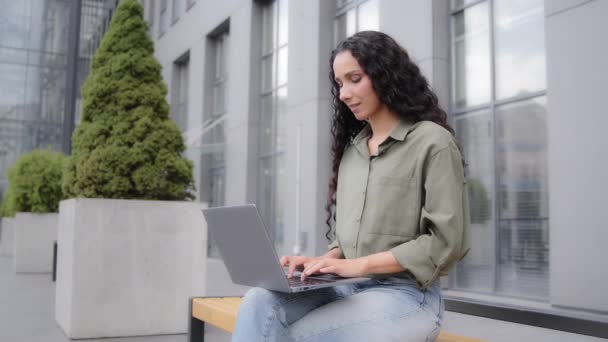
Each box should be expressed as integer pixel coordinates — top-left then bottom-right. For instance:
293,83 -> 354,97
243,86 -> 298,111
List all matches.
365,175 -> 419,237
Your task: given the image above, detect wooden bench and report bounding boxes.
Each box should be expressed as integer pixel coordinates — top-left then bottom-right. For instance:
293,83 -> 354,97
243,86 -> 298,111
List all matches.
189,297 -> 486,342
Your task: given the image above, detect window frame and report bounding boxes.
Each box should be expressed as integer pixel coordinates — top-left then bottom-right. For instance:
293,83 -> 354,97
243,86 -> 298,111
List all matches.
447,0 -> 549,300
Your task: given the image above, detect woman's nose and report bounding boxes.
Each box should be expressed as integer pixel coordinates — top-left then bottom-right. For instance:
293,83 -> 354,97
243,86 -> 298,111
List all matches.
339,87 -> 351,103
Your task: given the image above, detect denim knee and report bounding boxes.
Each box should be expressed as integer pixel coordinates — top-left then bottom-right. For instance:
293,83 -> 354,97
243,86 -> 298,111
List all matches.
234,287 -> 287,341
242,287 -> 279,308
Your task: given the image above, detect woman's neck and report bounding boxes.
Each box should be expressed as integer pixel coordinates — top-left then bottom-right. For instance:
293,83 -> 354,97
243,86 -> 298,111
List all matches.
367,108 -> 400,143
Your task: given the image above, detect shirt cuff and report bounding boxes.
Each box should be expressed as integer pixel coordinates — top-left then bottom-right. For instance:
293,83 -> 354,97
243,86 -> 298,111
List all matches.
327,238 -> 340,251
390,238 -> 439,288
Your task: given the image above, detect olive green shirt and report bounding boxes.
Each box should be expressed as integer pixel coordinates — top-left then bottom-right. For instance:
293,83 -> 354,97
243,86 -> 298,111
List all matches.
328,119 -> 470,288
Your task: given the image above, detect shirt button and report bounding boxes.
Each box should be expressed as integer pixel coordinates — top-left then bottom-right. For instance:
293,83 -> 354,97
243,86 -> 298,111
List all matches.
355,218 -> 361,222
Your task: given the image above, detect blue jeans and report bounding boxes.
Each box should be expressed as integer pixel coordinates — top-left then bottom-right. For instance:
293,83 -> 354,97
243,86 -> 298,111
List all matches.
231,276 -> 444,342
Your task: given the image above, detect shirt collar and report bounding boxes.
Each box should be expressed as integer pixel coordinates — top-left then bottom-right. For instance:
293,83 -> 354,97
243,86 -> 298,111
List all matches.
352,119 -> 415,145
351,119 -> 416,158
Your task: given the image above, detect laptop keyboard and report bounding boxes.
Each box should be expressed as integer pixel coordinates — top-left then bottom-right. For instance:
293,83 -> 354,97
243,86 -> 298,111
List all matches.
287,276 -> 333,288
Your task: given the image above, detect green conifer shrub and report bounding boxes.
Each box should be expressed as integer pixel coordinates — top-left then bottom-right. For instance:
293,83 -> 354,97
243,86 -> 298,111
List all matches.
3,149 -> 66,215
0,189 -> 15,217
63,0 -> 194,200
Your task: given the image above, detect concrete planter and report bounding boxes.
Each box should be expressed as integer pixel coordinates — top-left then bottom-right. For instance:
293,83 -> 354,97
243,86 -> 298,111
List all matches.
0,218 -> 15,257
13,213 -> 58,272
54,198 -> 207,339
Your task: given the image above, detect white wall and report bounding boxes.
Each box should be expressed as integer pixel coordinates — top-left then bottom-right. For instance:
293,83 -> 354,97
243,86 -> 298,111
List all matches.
545,0 -> 608,313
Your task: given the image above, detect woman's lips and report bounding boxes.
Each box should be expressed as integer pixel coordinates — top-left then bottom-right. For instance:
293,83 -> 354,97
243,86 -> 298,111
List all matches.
349,103 -> 361,113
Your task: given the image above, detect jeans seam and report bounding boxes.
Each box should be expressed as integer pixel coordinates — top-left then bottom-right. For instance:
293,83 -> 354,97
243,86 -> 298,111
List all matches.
425,322 -> 441,342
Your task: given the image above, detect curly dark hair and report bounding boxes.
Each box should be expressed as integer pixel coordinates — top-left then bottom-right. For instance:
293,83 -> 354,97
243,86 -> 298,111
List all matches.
325,30 -> 457,241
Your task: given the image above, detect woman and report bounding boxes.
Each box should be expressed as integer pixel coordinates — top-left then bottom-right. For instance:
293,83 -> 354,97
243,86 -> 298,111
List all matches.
232,31 -> 470,342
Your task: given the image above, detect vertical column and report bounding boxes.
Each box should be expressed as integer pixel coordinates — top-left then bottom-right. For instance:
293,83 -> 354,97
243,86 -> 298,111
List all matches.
379,0 -> 450,110
284,0 -> 336,256
224,2 -> 258,206
62,0 -> 82,154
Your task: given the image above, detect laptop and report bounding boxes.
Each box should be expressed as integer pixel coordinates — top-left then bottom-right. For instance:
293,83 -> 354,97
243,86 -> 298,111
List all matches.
202,204 -> 370,293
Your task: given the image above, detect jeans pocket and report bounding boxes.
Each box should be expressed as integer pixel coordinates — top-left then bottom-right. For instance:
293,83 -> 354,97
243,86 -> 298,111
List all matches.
374,277 -> 425,304
374,276 -> 416,286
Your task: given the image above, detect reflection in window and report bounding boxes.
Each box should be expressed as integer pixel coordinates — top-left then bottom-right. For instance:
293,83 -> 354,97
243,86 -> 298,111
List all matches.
158,0 -> 168,36
259,0 -> 288,255
453,110 -> 495,293
0,0 -> 69,195
452,1 -> 491,109
449,0 -> 549,301
202,30 -> 229,258
172,53 -> 189,132
334,0 -> 378,43
145,0 -> 155,33
496,97 -> 548,299
494,0 -> 545,100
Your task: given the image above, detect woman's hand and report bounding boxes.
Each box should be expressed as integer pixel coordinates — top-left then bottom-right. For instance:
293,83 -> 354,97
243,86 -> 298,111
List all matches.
301,258 -> 369,280
280,255 -> 320,278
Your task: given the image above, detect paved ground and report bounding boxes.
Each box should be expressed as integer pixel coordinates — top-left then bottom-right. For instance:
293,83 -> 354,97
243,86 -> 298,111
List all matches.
0,256 -> 188,342
1,255 -> 604,342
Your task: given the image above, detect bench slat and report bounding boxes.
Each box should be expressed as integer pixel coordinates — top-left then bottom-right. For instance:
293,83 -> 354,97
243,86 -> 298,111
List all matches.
192,298 -> 241,333
436,331 -> 486,342
192,297 -> 485,342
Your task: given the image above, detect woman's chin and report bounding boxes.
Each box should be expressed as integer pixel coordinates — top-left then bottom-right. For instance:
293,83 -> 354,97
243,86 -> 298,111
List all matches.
353,112 -> 369,121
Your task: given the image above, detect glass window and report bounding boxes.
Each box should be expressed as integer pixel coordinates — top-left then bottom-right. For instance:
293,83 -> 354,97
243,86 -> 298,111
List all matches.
494,0 -> 545,100
275,87 -> 288,152
452,1 -> 491,110
449,0 -> 549,301
259,94 -> 274,155
172,0 -> 185,24
452,0 -> 480,10
261,55 -> 275,92
158,0 -> 167,36
334,0 -> 379,43
202,30 -> 229,258
453,109 -> 495,293
357,0 -> 379,32
172,55 -> 189,132
259,0 -> 288,255
495,96 -> 548,299
0,0 -> 71,195
277,0 -> 289,46
277,47 -> 288,87
146,0 -> 155,32
261,2 -> 276,54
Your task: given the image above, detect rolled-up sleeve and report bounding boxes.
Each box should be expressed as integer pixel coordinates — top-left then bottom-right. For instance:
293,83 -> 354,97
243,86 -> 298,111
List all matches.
328,238 -> 340,251
390,144 -> 470,288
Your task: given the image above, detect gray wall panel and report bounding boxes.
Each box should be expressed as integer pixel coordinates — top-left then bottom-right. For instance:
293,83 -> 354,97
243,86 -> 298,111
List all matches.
545,0 -> 608,313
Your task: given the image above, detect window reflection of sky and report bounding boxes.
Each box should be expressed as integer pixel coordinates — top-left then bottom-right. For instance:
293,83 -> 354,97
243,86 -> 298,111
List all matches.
495,0 -> 546,100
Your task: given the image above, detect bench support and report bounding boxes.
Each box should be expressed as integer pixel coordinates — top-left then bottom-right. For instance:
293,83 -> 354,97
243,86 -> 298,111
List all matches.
189,297 -> 206,342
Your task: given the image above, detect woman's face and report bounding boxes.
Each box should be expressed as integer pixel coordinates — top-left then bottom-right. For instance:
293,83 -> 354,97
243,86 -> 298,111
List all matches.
333,50 -> 383,121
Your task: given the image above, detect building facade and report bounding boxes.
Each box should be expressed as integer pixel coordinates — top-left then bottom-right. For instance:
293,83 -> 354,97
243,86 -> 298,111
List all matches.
0,0 -> 120,194
142,0 -> 608,337
1,0 -> 606,339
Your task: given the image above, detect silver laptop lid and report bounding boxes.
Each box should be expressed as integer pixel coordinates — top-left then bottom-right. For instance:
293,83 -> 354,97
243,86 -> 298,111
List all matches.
202,204 -> 290,292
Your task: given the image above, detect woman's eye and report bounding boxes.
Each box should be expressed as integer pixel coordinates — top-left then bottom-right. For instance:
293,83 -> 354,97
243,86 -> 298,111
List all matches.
352,77 -> 361,83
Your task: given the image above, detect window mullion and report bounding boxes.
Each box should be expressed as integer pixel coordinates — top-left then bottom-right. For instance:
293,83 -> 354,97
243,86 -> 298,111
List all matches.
488,0 -> 499,294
